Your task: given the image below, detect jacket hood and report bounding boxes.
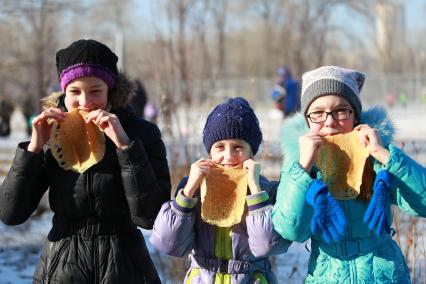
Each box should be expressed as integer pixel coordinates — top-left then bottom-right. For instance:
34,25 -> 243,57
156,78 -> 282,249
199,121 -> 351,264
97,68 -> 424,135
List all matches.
280,107 -> 394,164
41,71 -> 134,111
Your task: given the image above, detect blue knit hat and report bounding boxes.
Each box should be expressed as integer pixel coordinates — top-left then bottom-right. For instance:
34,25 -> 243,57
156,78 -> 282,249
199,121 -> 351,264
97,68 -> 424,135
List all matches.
203,97 -> 262,155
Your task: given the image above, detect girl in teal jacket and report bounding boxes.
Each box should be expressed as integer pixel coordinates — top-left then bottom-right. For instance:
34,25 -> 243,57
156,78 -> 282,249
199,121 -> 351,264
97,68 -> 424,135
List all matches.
272,66 -> 426,283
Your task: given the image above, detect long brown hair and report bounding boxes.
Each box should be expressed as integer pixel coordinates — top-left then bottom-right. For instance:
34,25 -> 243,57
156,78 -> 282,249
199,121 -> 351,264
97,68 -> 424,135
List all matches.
357,159 -> 375,201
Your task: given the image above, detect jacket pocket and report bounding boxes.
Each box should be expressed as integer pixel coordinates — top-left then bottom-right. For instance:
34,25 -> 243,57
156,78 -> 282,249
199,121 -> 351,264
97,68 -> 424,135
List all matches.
372,241 -> 410,283
44,238 -> 70,282
305,250 -> 341,284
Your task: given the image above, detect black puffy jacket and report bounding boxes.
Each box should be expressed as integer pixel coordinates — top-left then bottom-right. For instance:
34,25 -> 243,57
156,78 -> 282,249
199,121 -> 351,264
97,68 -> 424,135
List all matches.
0,107 -> 171,283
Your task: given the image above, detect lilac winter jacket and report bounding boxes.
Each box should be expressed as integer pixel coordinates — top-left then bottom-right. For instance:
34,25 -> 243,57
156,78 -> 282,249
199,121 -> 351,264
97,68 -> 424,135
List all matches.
150,176 -> 291,283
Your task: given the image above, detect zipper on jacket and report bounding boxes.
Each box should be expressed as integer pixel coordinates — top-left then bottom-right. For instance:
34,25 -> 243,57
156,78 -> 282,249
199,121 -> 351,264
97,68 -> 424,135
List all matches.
86,168 -> 95,215
86,168 -> 99,283
343,200 -> 357,284
214,227 -> 233,284
214,227 -> 232,260
93,237 -> 99,283
342,200 -> 352,240
45,239 -> 70,283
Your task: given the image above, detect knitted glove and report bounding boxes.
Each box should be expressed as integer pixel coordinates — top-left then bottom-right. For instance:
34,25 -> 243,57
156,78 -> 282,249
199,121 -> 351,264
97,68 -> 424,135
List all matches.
306,180 -> 347,244
363,170 -> 392,236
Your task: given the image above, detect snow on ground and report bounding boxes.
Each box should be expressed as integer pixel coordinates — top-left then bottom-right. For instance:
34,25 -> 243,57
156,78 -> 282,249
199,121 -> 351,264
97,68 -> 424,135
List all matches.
0,105 -> 425,283
0,213 -> 51,284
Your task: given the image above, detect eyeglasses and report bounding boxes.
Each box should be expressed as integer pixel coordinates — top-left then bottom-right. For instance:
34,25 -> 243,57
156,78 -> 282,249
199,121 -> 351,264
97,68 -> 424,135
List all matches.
306,109 -> 353,123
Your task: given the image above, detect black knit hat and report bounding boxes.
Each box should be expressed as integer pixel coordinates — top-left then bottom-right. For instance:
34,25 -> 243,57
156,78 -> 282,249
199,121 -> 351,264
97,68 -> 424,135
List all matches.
203,97 -> 262,155
56,39 -> 119,91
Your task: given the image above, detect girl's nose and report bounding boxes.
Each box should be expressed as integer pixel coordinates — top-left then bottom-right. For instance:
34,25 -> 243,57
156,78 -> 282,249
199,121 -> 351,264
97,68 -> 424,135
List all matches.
223,148 -> 233,160
79,93 -> 90,108
323,112 -> 337,127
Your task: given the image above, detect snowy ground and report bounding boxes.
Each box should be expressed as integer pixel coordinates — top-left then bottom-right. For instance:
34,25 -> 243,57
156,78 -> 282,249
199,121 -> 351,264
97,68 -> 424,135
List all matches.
0,105 -> 425,283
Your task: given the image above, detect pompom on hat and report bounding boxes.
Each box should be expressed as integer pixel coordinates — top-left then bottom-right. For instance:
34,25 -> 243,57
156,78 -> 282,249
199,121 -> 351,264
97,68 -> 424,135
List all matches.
56,39 -> 119,92
203,97 -> 262,155
301,66 -> 366,120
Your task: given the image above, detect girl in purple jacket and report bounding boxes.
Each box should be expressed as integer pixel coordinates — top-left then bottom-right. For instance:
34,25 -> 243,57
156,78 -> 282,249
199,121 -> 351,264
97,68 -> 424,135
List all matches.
150,97 -> 291,283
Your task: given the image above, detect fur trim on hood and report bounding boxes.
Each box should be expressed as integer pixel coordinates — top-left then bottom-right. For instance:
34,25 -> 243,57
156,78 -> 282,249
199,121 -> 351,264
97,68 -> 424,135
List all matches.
280,107 -> 394,165
41,72 -> 134,111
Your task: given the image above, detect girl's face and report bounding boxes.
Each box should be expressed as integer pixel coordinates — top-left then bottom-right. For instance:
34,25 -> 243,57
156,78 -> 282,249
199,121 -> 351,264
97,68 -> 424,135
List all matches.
64,76 -> 109,112
306,95 -> 356,136
210,139 -> 252,168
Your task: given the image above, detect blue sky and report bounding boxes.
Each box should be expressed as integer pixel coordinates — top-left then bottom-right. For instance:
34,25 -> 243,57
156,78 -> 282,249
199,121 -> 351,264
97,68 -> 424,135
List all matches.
406,0 -> 426,30
329,0 -> 426,48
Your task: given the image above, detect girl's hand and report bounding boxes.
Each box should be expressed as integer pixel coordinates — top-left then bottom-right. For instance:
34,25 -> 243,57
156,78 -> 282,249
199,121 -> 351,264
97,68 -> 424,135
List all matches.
354,124 -> 390,165
28,107 -> 66,153
299,130 -> 323,173
243,159 -> 261,194
183,158 -> 215,198
85,109 -> 130,149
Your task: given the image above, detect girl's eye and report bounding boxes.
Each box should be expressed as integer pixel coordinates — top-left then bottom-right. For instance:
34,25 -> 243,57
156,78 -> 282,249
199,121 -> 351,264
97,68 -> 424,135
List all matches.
69,90 -> 80,94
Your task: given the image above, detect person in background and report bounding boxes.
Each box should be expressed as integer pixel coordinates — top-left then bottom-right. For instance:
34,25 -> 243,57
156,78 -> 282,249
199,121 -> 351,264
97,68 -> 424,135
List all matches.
144,101 -> 159,123
150,97 -> 292,283
0,97 -> 14,137
0,39 -> 171,283
128,79 -> 147,117
272,65 -> 426,283
270,65 -> 300,118
128,79 -> 159,123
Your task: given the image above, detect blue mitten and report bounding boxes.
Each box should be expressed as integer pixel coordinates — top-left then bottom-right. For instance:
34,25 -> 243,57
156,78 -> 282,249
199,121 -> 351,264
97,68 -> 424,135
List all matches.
306,180 -> 347,244
363,169 -> 392,236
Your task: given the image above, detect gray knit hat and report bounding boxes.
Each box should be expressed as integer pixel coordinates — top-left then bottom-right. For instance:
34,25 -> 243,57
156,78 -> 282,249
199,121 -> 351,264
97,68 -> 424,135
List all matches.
301,66 -> 366,120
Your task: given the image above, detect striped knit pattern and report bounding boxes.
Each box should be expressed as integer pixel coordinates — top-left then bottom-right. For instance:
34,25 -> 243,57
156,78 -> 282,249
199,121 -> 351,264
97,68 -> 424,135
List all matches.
246,191 -> 270,211
172,190 -> 198,213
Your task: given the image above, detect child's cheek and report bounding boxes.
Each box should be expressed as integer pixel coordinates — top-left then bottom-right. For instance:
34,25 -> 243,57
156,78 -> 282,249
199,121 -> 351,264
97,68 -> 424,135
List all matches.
309,123 -> 322,133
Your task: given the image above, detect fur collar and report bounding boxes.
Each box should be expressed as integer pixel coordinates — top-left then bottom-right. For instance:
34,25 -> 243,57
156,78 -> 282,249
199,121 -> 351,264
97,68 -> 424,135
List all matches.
280,107 -> 394,164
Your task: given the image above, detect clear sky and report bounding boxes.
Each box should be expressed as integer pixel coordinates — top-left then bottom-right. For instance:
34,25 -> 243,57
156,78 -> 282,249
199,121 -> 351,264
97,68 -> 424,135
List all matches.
405,0 -> 426,30
328,0 -> 426,48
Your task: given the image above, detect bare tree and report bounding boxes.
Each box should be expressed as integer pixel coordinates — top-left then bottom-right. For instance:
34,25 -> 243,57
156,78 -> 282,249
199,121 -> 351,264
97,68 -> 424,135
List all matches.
210,0 -> 228,80
0,0 -> 76,108
190,0 -> 214,101
87,0 -> 136,70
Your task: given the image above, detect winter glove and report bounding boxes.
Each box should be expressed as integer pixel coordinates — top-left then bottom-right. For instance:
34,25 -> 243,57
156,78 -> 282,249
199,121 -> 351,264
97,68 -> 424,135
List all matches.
363,169 -> 392,236
306,180 -> 347,244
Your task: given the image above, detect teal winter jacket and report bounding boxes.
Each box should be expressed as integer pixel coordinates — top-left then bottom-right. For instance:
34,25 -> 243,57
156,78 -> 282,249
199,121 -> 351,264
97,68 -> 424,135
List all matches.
272,107 -> 426,283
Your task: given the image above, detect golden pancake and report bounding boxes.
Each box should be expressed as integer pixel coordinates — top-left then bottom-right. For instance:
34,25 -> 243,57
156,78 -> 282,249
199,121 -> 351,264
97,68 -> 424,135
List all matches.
315,131 -> 370,200
50,109 -> 105,173
201,166 -> 247,227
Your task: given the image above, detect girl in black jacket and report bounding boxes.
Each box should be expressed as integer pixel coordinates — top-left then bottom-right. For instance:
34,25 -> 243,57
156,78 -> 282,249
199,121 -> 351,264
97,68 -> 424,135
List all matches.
0,39 -> 171,283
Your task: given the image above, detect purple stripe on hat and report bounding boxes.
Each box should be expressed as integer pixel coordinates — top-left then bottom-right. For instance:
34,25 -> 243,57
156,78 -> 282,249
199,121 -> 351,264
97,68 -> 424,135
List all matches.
60,63 -> 117,91
248,200 -> 271,211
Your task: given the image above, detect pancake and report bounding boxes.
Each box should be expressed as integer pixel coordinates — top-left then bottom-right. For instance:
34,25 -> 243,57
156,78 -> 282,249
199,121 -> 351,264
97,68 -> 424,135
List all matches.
50,109 -> 105,173
201,166 -> 247,227
315,131 -> 370,200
